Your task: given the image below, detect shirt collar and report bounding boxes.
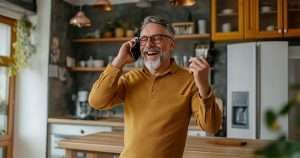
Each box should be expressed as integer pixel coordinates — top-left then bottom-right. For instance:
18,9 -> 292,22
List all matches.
142,58 -> 179,77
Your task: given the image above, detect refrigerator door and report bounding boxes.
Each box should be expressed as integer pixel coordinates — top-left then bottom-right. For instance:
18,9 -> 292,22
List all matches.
227,42 -> 257,139
288,46 -> 300,140
259,41 -> 288,140
227,41 -> 288,140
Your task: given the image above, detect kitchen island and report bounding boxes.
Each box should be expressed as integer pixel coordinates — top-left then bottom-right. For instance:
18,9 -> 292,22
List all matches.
58,131 -> 269,158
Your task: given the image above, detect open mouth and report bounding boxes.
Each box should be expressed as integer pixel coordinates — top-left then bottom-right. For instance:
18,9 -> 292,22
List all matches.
146,52 -> 160,56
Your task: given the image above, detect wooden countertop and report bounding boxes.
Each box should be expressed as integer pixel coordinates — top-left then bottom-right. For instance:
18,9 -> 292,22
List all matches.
59,132 -> 270,158
48,117 -> 124,127
48,116 -> 201,130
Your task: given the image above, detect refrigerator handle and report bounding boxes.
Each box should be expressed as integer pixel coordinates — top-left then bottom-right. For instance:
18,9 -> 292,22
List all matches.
255,43 -> 261,139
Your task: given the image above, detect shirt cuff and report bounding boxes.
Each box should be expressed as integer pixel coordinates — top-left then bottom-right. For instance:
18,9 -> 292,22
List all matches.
103,64 -> 122,75
199,87 -> 215,106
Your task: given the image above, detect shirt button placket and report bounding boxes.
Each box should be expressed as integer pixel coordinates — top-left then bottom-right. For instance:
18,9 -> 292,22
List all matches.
151,77 -> 157,97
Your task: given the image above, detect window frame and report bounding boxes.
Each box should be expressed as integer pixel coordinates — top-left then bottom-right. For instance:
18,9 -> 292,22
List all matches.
0,15 -> 16,158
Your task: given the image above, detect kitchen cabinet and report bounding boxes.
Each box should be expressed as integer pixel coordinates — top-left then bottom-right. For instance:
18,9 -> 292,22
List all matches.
283,0 -> 300,37
211,0 -> 244,41
48,123 -> 113,158
212,0 -> 300,41
250,0 -> 284,39
253,0 -> 300,38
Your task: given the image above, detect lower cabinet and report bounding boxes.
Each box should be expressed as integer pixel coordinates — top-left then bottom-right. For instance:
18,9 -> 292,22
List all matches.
48,123 -> 116,158
187,130 -> 211,137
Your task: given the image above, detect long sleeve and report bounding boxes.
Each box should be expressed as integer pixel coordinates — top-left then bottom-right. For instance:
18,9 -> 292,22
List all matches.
191,87 -> 222,134
88,64 -> 127,110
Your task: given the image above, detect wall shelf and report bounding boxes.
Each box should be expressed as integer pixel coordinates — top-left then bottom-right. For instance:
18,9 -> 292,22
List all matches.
68,67 -> 138,72
68,66 -> 214,72
72,34 -> 210,43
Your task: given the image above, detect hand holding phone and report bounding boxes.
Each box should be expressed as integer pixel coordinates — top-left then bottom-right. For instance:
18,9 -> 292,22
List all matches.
112,37 -> 140,69
130,38 -> 141,60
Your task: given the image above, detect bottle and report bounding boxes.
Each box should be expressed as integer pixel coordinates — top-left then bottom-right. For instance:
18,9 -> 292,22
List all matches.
87,56 -> 94,67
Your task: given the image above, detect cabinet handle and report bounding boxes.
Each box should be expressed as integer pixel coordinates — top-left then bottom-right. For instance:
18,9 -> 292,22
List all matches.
80,129 -> 85,134
278,29 -> 282,34
284,29 -> 287,33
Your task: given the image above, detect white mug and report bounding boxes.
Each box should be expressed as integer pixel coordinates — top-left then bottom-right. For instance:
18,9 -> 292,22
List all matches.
93,60 -> 104,67
266,25 -> 275,31
66,56 -> 75,67
79,61 -> 86,67
197,19 -> 207,34
222,23 -> 232,32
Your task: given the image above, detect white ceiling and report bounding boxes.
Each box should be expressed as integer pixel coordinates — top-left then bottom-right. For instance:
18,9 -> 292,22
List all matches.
64,0 -> 140,6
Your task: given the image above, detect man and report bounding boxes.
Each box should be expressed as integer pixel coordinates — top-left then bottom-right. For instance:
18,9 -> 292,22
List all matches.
89,16 -> 222,158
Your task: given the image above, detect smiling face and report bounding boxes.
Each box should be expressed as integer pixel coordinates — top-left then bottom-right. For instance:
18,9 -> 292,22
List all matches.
140,23 -> 175,73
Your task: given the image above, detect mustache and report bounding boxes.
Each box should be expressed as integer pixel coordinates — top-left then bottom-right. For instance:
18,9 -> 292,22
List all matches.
143,47 -> 161,53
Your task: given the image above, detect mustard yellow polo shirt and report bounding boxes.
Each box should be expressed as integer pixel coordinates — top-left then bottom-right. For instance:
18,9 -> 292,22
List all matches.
89,61 -> 222,158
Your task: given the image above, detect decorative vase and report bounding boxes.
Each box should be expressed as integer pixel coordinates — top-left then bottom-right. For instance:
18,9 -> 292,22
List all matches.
115,27 -> 125,37
103,31 -> 113,38
126,29 -> 134,37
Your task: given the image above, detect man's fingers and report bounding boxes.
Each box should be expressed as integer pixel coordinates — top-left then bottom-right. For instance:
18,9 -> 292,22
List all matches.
189,59 -> 207,70
189,63 -> 206,72
189,57 -> 209,68
199,57 -> 209,66
188,66 -> 197,74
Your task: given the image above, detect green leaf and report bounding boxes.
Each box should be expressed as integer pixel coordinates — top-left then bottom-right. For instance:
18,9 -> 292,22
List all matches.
279,99 -> 296,115
266,110 -> 279,131
9,15 -> 36,76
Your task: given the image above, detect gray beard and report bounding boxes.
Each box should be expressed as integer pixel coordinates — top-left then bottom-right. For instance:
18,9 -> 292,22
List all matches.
143,52 -> 164,74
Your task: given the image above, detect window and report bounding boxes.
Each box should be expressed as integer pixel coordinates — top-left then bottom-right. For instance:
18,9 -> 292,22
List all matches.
0,15 -> 16,158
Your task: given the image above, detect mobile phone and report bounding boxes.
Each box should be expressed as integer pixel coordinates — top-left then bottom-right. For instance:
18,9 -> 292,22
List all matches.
130,38 -> 141,60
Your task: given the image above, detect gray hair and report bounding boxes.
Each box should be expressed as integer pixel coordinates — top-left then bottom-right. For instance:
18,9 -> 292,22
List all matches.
141,16 -> 175,37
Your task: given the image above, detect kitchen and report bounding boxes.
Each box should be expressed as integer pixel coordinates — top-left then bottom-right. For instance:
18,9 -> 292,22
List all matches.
0,0 -> 300,158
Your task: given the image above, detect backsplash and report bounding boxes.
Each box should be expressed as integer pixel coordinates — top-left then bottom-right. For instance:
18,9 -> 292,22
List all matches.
48,0 -> 227,128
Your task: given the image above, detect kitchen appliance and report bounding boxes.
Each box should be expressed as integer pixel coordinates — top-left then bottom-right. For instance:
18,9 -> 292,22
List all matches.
76,90 -> 92,119
227,42 -> 289,140
288,46 -> 300,140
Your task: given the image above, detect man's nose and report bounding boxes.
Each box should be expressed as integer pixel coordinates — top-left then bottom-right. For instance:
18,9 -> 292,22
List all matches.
144,38 -> 155,47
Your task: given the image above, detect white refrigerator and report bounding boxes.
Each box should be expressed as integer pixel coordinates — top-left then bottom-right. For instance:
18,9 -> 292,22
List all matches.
227,41 -> 289,140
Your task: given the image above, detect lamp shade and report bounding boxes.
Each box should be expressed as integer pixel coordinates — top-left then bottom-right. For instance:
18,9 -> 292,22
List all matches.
170,0 -> 196,6
95,0 -> 112,11
69,10 -> 91,27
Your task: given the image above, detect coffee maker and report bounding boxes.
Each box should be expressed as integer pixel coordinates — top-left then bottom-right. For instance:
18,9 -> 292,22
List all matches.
75,91 -> 92,119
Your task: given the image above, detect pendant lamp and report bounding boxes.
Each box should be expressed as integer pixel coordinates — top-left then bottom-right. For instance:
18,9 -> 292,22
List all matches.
70,5 -> 91,27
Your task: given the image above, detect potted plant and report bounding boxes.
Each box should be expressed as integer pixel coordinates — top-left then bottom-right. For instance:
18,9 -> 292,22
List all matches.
103,21 -> 114,38
10,15 -> 36,76
113,19 -> 125,38
255,84 -> 300,158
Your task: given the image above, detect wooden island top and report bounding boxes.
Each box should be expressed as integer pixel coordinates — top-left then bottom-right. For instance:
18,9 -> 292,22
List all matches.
58,132 -> 270,158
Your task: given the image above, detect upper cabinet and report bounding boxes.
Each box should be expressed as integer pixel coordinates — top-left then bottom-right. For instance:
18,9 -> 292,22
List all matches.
211,0 -> 244,41
251,0 -> 283,39
284,0 -> 300,37
212,0 -> 300,41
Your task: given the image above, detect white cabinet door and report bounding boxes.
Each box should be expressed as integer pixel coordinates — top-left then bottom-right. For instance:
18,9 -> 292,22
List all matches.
48,123 -> 113,158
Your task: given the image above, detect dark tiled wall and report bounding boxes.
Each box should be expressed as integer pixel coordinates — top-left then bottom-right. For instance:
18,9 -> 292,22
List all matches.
49,0 -> 227,124
48,0 -> 75,117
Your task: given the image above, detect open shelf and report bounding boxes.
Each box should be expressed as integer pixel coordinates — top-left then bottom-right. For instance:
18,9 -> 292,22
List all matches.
260,11 -> 277,15
217,12 -> 238,17
68,67 -> 138,72
72,34 -> 210,43
68,66 -> 214,72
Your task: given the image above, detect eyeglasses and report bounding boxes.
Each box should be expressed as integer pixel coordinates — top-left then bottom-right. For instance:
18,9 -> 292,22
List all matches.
139,34 -> 174,45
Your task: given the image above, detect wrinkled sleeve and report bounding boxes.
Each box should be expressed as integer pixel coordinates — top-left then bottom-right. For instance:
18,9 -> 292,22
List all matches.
191,87 -> 222,134
88,64 -> 127,110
